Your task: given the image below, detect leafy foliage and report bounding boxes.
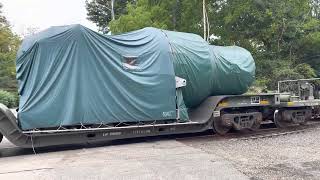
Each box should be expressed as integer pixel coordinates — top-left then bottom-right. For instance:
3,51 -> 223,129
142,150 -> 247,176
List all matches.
0,90 -> 18,108
0,3 -> 20,92
87,0 -> 204,35
109,0 -> 171,33
209,0 -> 320,89
85,0 -> 135,33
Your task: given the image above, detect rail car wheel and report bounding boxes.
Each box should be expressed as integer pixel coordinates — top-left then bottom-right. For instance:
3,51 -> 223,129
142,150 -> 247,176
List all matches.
274,110 -> 291,128
250,120 -> 261,131
247,110 -> 262,131
213,117 -> 231,135
0,133 -> 3,143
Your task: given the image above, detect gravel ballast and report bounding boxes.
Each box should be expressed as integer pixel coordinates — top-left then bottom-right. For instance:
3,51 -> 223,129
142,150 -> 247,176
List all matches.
179,127 -> 320,180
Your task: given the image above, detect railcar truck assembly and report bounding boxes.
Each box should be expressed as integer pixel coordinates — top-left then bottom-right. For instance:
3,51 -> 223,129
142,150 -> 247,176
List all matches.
0,25 -> 319,148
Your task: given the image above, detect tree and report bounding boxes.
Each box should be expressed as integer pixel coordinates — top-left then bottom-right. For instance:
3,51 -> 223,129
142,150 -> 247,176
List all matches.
296,15 -> 320,74
86,0 -> 204,35
0,3 -> 8,27
85,0 -> 135,33
208,0 -> 320,89
0,3 -> 20,92
109,0 -> 172,33
210,0 -> 309,51
266,63 -> 316,89
311,0 -> 320,18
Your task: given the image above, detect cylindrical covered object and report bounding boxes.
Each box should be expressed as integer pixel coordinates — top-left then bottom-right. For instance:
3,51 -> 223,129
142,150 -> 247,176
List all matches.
164,30 -> 255,107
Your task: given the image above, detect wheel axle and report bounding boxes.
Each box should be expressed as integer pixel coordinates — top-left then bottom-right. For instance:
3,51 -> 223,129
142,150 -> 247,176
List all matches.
274,109 -> 311,128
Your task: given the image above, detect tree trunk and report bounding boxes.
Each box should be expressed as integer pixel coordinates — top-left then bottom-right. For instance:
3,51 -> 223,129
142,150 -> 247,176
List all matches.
203,0 -> 206,40
206,6 -> 210,42
111,0 -> 115,20
173,0 -> 179,30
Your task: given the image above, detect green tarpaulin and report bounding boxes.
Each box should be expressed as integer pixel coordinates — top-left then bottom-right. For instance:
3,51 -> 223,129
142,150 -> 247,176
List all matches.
164,30 -> 255,107
16,25 -> 255,130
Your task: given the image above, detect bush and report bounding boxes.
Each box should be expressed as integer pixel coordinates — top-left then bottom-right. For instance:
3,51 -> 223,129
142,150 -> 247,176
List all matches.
263,60 -> 317,90
0,90 -> 18,108
247,79 -> 268,94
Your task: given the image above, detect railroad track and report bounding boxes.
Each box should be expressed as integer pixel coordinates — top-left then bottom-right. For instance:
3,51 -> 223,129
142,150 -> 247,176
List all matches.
176,120 -> 320,142
230,127 -> 315,141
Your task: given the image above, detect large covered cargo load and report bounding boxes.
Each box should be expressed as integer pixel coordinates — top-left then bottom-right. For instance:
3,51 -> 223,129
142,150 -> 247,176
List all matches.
164,31 -> 255,107
16,24 -> 255,130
